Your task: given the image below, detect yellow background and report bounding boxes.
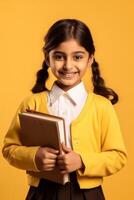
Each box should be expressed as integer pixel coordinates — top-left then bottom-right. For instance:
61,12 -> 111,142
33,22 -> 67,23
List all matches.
0,0 -> 133,199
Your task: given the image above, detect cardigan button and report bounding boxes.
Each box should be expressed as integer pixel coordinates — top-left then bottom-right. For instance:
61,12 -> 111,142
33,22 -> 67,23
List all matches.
73,140 -> 79,146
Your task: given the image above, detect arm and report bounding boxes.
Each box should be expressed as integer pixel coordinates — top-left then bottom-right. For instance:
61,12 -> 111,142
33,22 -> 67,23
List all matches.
78,100 -> 127,177
2,96 -> 40,172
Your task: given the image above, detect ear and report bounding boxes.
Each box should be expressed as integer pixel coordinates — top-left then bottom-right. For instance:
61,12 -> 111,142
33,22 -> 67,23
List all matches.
45,53 -> 50,66
88,54 -> 94,67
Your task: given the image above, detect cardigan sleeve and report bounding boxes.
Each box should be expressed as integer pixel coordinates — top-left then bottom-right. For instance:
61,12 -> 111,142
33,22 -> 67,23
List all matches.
2,96 -> 40,172
78,99 -> 127,177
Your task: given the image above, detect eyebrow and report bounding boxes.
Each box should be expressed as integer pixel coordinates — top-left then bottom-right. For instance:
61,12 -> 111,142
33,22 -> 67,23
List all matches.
52,51 -> 86,54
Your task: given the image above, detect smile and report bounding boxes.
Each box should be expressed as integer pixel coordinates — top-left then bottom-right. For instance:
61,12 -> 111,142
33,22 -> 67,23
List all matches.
59,71 -> 78,79
59,71 -> 78,75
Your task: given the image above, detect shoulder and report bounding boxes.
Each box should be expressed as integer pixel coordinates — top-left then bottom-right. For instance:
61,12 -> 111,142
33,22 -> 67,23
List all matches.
18,91 -> 48,112
87,92 -> 114,113
90,93 -> 117,118
22,91 -> 47,104
89,92 -> 112,106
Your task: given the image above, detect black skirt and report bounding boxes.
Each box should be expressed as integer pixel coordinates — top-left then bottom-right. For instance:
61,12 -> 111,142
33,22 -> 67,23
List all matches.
26,173 -> 105,200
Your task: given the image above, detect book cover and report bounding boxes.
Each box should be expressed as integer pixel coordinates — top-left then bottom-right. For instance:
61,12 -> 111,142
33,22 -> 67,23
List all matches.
19,110 -> 70,184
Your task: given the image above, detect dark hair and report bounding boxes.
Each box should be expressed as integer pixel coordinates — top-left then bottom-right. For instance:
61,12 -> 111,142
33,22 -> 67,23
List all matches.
32,19 -> 118,104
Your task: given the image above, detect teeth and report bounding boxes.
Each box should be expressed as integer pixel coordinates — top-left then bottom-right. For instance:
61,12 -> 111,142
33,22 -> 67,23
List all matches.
59,71 -> 78,79
60,72 -> 77,74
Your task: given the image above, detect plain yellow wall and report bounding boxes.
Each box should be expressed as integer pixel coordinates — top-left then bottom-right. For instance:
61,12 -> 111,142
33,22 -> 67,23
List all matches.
0,0 -> 133,199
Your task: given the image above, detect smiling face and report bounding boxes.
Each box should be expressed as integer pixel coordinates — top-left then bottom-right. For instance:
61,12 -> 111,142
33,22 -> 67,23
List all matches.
48,38 -> 93,91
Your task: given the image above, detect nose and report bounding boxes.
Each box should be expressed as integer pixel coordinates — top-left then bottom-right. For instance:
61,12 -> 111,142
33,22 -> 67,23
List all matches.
63,57 -> 73,70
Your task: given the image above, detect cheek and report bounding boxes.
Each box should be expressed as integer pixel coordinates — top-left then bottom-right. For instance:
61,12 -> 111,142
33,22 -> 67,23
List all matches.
79,63 -> 88,74
50,61 -> 64,71
50,63 -> 61,76
79,69 -> 87,78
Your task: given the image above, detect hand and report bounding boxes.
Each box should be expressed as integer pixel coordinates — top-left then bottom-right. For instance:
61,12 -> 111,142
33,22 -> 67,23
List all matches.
57,143 -> 84,174
35,147 -> 59,171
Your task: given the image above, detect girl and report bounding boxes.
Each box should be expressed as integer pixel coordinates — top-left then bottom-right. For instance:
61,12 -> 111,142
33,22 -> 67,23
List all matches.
2,19 -> 127,200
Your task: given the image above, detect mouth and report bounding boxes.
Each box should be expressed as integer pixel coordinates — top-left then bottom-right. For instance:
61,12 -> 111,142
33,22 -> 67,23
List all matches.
59,71 -> 78,75
59,71 -> 79,79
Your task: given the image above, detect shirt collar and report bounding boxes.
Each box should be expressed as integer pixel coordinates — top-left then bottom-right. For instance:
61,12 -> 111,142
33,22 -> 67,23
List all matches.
67,82 -> 88,106
49,83 -> 64,105
49,81 -> 87,106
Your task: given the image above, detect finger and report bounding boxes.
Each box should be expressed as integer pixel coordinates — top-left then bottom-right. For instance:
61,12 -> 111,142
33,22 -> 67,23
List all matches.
57,154 -> 64,160
61,143 -> 71,153
57,160 -> 67,171
43,163 -> 56,168
42,147 -> 59,154
57,159 -> 65,166
42,158 -> 56,165
60,170 -> 67,174
42,149 -> 58,159
45,168 -> 55,171
42,163 -> 56,171
46,148 -> 59,154
42,166 -> 55,171
47,153 -> 58,159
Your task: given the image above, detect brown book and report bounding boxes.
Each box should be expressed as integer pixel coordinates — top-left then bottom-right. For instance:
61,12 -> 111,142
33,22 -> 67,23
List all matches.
19,110 -> 70,184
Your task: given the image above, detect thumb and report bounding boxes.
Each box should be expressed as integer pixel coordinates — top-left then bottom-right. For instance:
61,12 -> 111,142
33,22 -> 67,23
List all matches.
61,142 -> 71,153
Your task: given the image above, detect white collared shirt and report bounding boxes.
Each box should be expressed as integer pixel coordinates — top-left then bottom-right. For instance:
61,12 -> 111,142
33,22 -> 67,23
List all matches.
47,82 -> 88,148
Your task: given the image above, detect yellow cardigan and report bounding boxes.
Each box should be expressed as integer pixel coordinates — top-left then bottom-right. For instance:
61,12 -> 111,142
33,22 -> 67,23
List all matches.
2,91 -> 127,189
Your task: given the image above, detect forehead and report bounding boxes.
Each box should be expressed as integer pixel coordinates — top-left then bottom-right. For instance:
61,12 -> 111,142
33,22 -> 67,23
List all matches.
50,38 -> 87,54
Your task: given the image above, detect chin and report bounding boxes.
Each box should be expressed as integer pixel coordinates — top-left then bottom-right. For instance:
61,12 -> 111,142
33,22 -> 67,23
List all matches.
61,80 -> 76,86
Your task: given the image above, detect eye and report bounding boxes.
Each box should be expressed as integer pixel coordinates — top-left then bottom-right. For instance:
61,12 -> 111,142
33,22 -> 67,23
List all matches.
74,55 -> 83,61
53,54 -> 64,61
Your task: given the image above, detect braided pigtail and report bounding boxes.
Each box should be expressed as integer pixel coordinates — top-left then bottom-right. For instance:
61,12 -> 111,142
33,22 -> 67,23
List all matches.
32,60 -> 49,93
91,59 -> 118,104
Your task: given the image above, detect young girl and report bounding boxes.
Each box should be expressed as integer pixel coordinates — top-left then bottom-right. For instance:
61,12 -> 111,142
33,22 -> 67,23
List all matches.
2,19 -> 127,200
